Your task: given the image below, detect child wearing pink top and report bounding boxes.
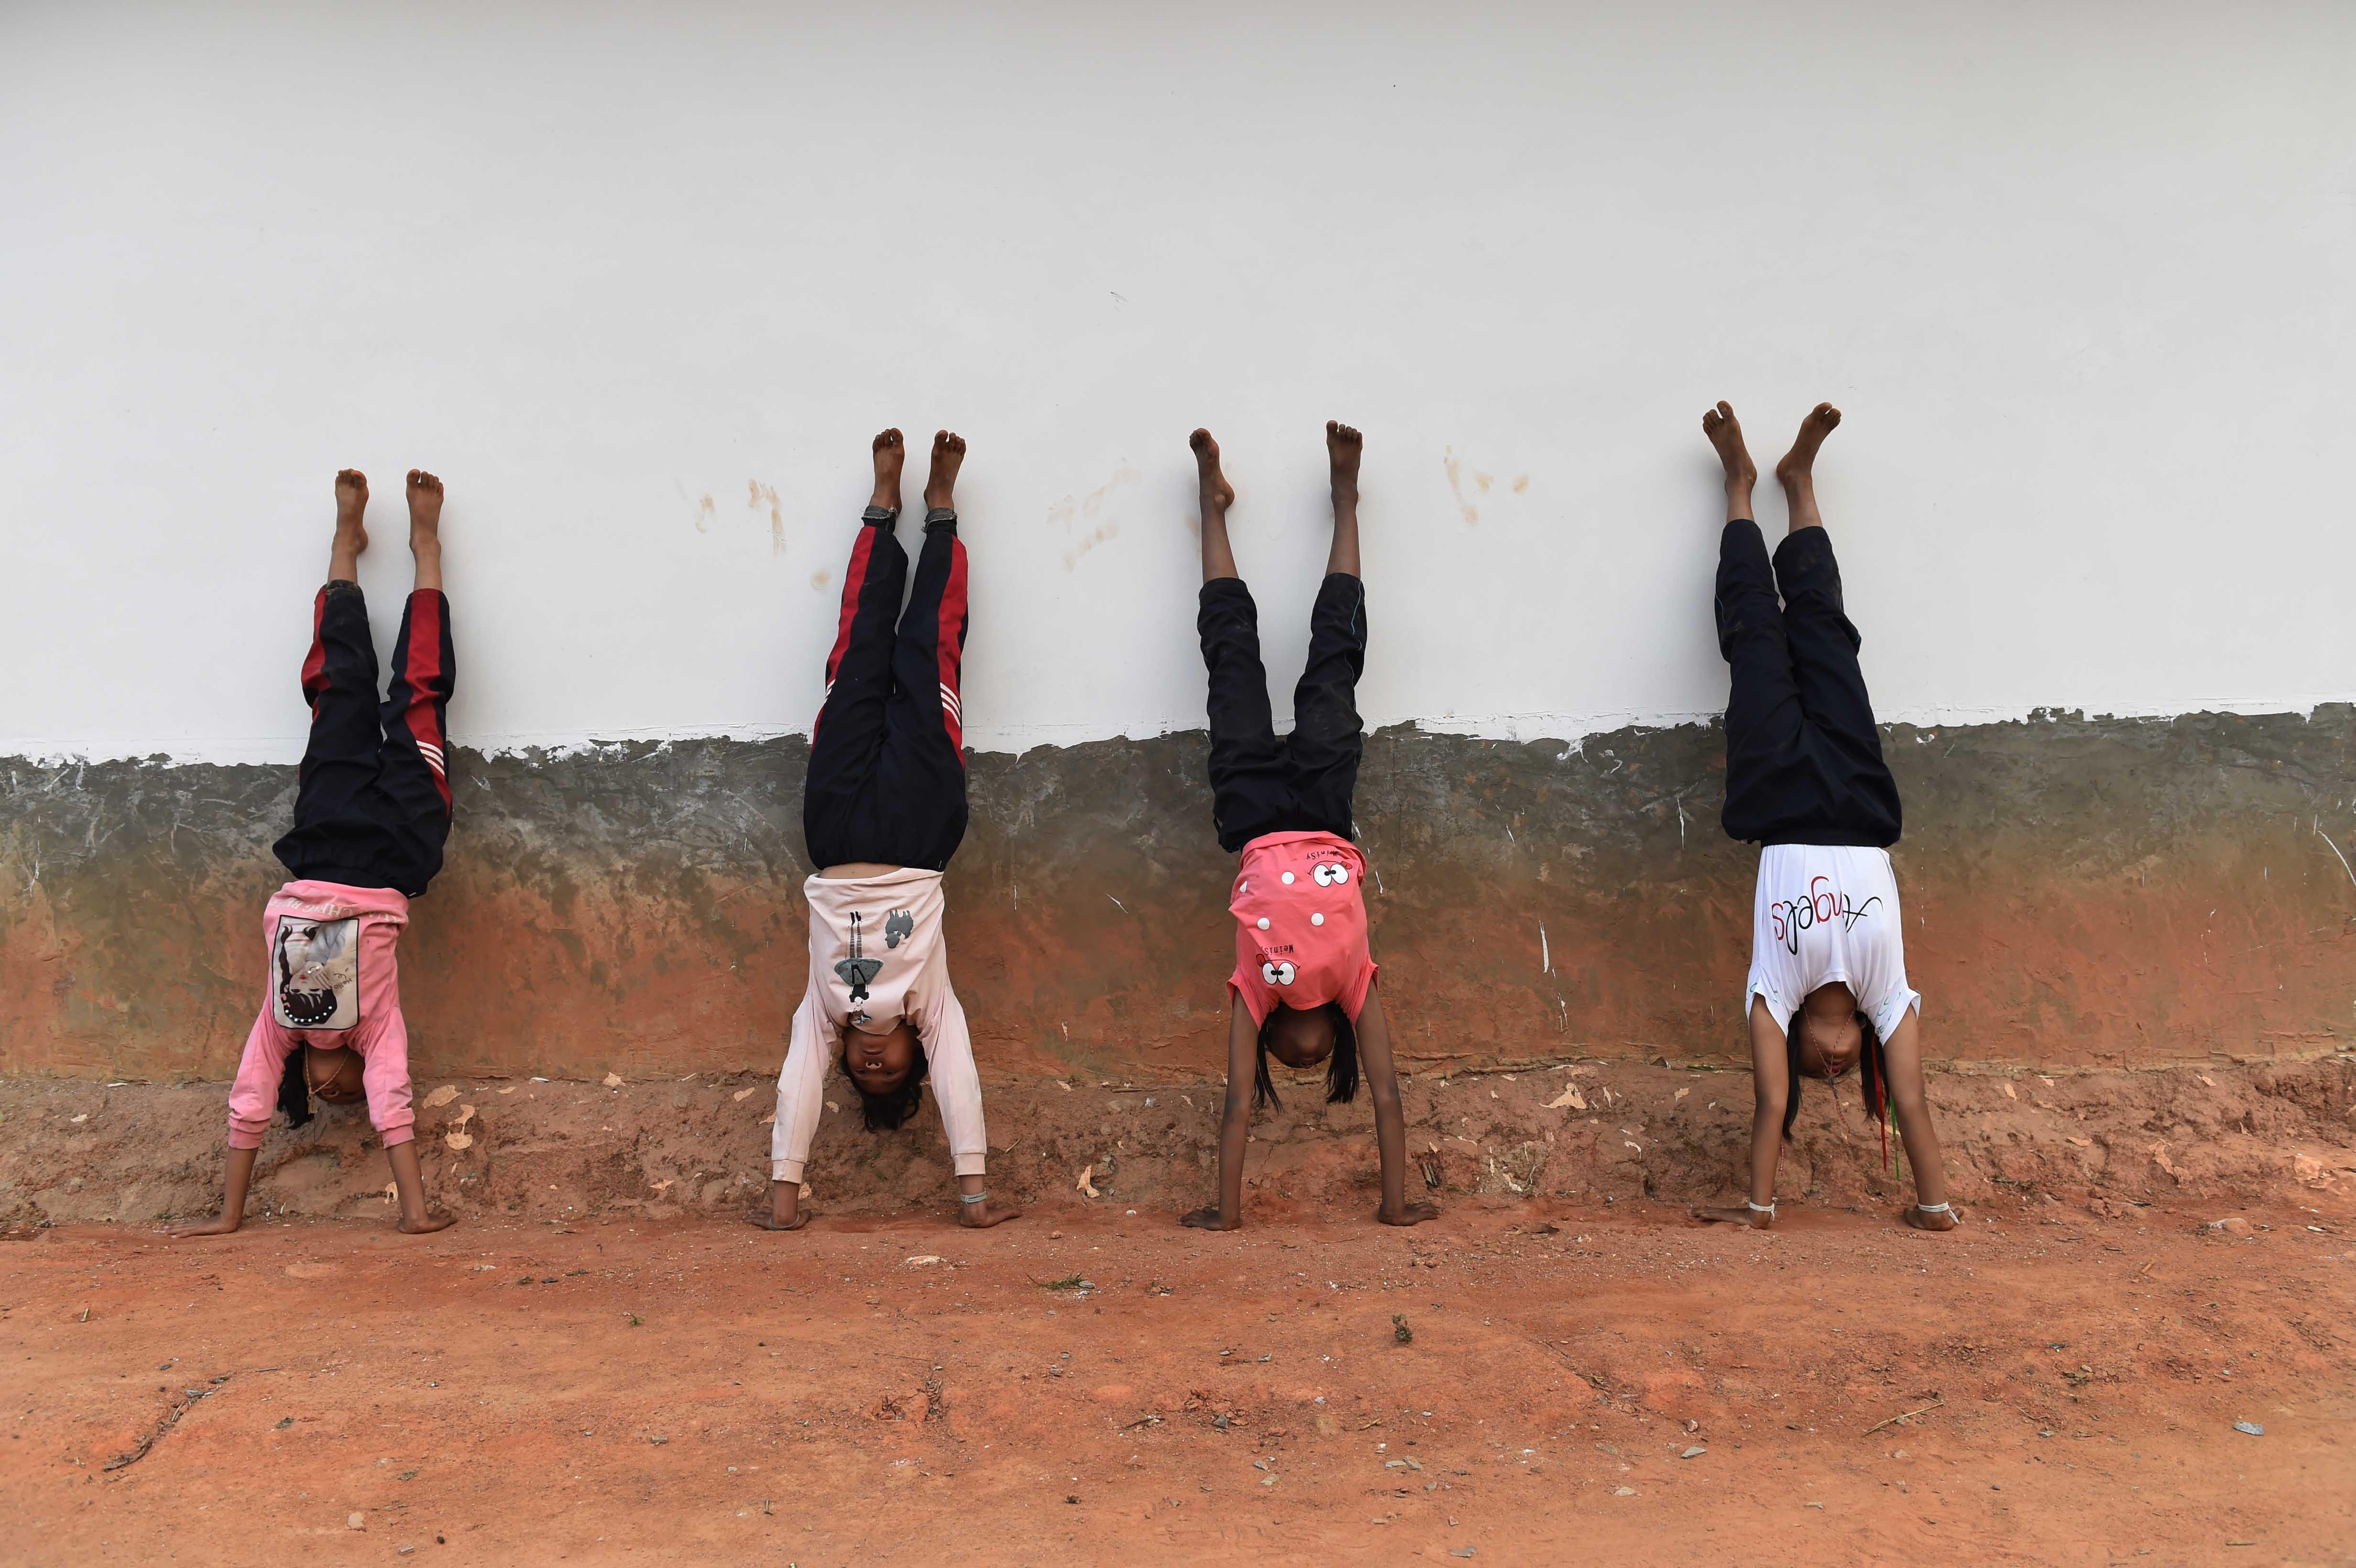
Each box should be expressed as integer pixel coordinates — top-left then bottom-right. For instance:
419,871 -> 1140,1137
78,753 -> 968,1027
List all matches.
171,468 -> 458,1238
750,430 -> 1020,1235
1178,422 -> 1438,1234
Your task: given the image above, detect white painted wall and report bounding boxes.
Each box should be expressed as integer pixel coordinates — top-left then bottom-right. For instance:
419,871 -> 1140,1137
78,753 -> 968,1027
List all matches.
4,3 -> 2351,764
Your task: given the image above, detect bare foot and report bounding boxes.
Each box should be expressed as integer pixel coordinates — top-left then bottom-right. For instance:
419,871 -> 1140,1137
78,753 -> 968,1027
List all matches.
335,469 -> 370,553
1189,428 -> 1233,512
1702,402 -> 1756,490
1904,1203 -> 1958,1232
328,470 -> 369,581
870,427 -> 905,510
923,430 -> 966,511
405,469 -> 443,543
396,1213 -> 456,1235
405,469 -> 444,591
958,1199 -> 1024,1230
1376,1201 -> 1440,1227
1179,1204 -> 1239,1231
1774,403 -> 1841,490
1326,420 -> 1362,493
1691,1204 -> 1772,1230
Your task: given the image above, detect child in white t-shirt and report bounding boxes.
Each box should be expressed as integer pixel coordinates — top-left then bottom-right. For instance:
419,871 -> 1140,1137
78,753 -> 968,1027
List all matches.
1692,400 -> 1956,1233
750,430 -> 1019,1235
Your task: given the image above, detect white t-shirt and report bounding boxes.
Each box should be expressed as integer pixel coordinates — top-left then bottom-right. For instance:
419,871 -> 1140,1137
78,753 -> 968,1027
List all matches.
1745,844 -> 1920,1043
769,867 -> 986,1186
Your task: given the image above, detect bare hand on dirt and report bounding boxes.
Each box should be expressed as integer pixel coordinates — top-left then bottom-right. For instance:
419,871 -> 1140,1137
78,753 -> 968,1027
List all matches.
164,1215 -> 242,1239
958,1199 -> 1024,1229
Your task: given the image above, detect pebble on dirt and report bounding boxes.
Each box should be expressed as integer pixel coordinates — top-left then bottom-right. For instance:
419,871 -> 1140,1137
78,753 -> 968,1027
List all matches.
2235,1421 -> 2264,1436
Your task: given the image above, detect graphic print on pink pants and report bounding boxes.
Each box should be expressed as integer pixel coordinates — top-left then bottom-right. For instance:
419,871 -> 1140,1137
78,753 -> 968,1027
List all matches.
1227,830 -> 1377,1025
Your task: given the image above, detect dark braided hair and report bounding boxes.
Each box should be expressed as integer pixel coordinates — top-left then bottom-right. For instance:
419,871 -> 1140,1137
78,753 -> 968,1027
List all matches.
1252,1002 -> 1360,1112
276,1048 -> 314,1131
1782,1009 -> 1889,1167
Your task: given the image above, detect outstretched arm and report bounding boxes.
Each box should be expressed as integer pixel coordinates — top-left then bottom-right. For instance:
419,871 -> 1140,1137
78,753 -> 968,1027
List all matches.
173,1010 -> 291,1237
1882,1010 -> 1956,1230
918,984 -> 1022,1230
1182,997 -> 1259,1230
168,1145 -> 258,1237
753,990 -> 830,1232
1355,984 -> 1438,1226
1695,995 -> 1789,1228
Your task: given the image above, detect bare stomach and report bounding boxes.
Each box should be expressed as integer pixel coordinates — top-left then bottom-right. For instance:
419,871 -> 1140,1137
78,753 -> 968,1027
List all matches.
818,862 -> 904,880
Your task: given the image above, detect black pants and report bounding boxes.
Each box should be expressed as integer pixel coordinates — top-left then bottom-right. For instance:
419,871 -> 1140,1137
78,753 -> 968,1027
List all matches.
1198,572 -> 1365,853
803,508 -> 971,871
272,581 -> 458,895
1715,520 -> 1902,847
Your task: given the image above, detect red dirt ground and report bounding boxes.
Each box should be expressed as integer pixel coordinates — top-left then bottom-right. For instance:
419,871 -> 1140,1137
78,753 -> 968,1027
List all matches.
6,1195 -> 2352,1566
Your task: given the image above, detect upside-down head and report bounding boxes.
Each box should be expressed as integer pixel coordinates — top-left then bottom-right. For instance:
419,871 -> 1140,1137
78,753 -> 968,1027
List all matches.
1253,1001 -> 1360,1111
1781,985 -> 1886,1141
840,1022 -> 929,1132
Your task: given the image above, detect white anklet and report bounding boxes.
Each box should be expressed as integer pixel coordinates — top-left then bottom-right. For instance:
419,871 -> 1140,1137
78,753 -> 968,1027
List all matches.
1915,1201 -> 1951,1214
1746,1200 -> 1775,1216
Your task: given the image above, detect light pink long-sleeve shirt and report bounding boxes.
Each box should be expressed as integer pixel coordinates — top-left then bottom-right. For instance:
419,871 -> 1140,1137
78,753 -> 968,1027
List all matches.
225,880 -> 416,1150
770,868 -> 986,1185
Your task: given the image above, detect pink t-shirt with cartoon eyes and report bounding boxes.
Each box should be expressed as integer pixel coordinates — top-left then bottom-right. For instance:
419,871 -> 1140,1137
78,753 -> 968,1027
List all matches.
1227,830 -> 1377,1025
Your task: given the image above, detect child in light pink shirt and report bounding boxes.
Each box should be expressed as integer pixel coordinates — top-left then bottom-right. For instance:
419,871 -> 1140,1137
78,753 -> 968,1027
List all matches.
171,468 -> 458,1238
1178,422 -> 1438,1234
751,430 -> 1019,1234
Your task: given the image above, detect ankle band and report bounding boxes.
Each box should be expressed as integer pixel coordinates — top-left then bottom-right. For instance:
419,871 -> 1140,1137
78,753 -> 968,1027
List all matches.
861,505 -> 898,526
1916,1201 -> 1952,1215
958,1190 -> 987,1205
923,506 -> 957,532
1747,1200 -> 1775,1215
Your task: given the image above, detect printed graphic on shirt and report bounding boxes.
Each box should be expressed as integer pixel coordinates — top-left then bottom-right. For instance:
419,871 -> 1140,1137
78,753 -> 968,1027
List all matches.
834,911 -> 884,1006
1766,875 -> 1885,956
884,908 -> 914,950
272,915 -> 360,1031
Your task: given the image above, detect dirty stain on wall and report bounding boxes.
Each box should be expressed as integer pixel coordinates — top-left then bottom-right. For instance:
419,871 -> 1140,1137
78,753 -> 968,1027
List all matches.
4,710 -> 2352,1085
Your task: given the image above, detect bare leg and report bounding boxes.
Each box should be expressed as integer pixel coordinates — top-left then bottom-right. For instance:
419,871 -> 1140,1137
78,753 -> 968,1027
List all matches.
1774,403 -> 1842,534
1191,428 -> 1238,581
1324,420 -> 1362,577
870,427 -> 905,511
1701,402 -> 1756,523
923,429 -> 965,512
328,469 -> 369,581
405,469 -> 444,593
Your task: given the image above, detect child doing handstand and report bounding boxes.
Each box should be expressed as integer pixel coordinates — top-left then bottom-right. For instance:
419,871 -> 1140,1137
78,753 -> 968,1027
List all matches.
1691,402 -> 1956,1232
754,430 -> 1020,1233
172,468 -> 457,1237
1179,422 -> 1438,1232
